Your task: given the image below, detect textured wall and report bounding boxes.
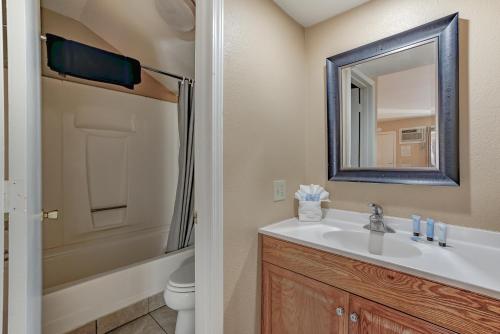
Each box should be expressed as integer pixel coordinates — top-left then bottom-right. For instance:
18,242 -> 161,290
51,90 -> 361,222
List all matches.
223,0 -> 500,332
223,0 -> 306,332
305,0 -> 500,232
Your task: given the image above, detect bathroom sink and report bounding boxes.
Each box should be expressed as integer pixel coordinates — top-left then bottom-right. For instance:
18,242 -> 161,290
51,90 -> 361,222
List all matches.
260,210 -> 500,299
322,230 -> 422,258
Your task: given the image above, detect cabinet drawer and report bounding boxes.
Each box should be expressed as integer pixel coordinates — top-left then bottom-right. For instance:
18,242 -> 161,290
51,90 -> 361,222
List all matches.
262,235 -> 500,334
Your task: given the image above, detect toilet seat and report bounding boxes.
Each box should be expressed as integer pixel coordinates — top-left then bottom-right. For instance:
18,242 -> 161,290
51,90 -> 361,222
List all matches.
166,284 -> 195,293
167,258 -> 195,293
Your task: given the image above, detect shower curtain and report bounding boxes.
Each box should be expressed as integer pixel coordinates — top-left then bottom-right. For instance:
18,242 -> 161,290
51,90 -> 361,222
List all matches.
166,79 -> 195,252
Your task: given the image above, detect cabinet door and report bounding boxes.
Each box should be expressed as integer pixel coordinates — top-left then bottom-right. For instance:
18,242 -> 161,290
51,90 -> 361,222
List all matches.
262,262 -> 349,334
348,295 -> 455,334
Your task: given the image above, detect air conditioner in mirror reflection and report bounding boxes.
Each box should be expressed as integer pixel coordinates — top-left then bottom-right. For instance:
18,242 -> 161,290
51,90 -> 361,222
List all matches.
400,127 -> 426,144
396,126 -> 438,169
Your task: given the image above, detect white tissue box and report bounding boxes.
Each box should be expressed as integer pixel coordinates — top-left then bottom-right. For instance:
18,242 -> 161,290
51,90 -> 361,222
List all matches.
298,201 -> 322,222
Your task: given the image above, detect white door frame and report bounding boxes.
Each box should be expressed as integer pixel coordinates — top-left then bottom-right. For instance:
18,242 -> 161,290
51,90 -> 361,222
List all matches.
194,0 -> 224,334
351,68 -> 376,167
0,1 -> 5,332
6,0 -> 224,332
6,0 -> 43,333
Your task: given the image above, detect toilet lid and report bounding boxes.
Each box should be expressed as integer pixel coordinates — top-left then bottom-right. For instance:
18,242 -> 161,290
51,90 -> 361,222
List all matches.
168,257 -> 195,288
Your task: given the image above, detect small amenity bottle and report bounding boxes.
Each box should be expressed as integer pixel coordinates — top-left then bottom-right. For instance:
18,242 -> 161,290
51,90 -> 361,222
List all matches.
411,215 -> 421,237
426,218 -> 435,241
437,222 -> 448,247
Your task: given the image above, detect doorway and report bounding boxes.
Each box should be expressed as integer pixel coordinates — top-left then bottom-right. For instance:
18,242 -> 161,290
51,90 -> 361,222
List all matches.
3,0 -> 224,333
376,131 -> 396,168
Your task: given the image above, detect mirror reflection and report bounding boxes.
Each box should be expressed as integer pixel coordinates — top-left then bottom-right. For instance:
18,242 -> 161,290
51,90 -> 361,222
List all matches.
341,40 -> 438,169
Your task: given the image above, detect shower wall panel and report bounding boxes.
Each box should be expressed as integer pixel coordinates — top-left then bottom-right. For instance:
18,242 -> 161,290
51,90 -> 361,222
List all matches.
42,77 -> 179,287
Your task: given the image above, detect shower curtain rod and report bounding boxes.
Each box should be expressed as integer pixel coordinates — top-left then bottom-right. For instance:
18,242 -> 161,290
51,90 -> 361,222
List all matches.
40,34 -> 193,82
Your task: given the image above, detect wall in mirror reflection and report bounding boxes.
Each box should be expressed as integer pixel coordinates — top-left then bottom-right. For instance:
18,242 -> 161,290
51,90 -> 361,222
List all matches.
341,40 -> 439,170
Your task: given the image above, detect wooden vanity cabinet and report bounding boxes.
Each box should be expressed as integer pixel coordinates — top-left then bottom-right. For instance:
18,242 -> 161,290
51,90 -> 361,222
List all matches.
261,235 -> 500,334
262,261 -> 453,334
262,262 -> 349,334
348,295 -> 454,334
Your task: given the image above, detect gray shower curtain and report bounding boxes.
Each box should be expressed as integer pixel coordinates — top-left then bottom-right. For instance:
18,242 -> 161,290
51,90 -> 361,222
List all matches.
166,79 -> 195,252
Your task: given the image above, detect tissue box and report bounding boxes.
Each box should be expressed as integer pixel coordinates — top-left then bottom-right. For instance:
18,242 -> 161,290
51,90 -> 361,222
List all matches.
298,200 -> 322,222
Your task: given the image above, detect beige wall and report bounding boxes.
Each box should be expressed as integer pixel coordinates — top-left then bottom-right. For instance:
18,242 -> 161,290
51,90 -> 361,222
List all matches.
223,0 -> 306,333
305,0 -> 500,232
224,0 -> 500,332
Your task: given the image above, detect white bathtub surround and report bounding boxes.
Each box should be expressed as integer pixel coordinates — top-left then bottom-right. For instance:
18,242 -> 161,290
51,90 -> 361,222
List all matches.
259,209 -> 500,300
43,247 -> 193,334
43,225 -> 169,289
42,77 -> 179,288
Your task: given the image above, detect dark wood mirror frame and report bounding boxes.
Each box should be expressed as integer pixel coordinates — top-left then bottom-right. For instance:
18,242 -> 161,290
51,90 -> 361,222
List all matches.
326,13 -> 459,186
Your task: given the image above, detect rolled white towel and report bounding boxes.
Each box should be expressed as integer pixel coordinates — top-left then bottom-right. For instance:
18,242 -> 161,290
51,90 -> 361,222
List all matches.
296,184 -> 330,202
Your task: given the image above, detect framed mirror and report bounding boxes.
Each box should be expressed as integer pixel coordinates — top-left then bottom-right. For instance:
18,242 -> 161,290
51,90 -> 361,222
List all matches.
326,13 -> 459,186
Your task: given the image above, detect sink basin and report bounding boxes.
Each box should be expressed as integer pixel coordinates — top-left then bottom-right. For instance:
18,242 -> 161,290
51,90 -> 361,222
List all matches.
323,230 -> 422,258
260,211 -> 500,299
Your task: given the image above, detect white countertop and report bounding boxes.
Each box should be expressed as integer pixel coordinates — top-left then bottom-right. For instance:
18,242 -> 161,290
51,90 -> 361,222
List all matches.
259,209 -> 500,300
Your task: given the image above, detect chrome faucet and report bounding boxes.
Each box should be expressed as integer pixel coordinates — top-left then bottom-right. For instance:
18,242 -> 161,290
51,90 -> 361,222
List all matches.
363,203 -> 395,233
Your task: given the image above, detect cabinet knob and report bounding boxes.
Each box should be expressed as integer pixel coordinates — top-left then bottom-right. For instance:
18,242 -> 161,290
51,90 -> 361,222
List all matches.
335,307 -> 344,316
349,312 -> 359,323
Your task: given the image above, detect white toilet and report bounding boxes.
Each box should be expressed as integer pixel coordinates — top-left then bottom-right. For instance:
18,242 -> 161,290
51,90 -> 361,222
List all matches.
164,257 -> 195,334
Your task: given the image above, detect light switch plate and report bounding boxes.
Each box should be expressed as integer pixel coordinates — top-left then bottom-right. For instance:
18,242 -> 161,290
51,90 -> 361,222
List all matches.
273,180 -> 286,201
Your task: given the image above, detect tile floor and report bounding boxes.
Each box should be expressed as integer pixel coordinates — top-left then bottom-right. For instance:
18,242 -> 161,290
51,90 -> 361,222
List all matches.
107,306 -> 177,334
66,294 -> 177,334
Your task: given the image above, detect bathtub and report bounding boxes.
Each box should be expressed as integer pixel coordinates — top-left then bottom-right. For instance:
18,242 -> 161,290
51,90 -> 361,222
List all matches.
42,247 -> 194,334
43,226 -> 171,289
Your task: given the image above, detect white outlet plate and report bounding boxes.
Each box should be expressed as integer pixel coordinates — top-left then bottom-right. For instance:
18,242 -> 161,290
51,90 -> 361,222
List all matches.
273,180 -> 286,201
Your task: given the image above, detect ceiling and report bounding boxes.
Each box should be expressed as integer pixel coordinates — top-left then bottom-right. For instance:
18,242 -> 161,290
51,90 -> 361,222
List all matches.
354,41 -> 436,79
273,0 -> 370,27
41,0 -> 195,91
353,41 -> 437,121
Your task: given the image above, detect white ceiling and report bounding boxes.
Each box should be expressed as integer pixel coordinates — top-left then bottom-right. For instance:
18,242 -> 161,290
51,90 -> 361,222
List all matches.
41,0 -> 195,91
354,41 -> 437,79
352,41 -> 437,121
273,0 -> 370,27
